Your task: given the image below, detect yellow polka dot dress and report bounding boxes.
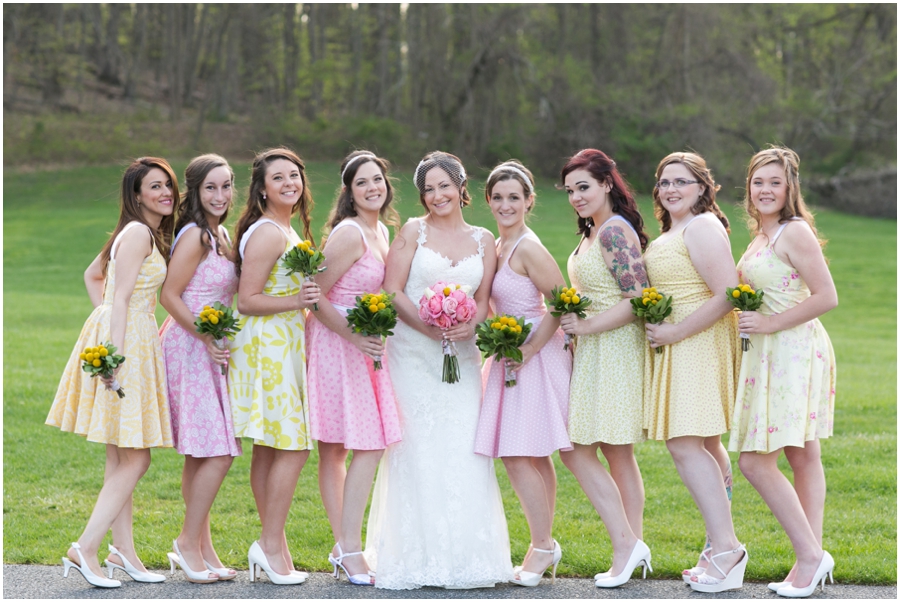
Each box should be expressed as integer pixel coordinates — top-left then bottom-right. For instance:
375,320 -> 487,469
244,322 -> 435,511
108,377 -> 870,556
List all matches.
642,223 -> 741,440
227,220 -> 312,451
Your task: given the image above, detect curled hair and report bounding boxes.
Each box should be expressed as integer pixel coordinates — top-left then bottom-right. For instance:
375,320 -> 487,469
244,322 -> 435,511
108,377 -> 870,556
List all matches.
99,157 -> 180,276
175,154 -> 234,256
323,150 -> 400,243
413,151 -> 471,210
232,147 -> 314,276
744,146 -> 826,248
652,152 -> 729,233
560,149 -> 649,250
484,160 -> 536,213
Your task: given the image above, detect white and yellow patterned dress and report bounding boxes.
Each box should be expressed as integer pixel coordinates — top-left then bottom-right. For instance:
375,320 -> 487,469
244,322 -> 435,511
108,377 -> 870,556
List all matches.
46,221 -> 173,448
228,219 -> 312,451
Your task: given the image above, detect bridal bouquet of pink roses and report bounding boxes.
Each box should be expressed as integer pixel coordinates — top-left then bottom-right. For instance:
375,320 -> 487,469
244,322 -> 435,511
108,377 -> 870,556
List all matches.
418,281 -> 478,384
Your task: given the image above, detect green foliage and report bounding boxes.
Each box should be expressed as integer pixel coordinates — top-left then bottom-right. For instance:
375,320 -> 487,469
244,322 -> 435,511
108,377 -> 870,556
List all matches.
726,285 -> 765,311
346,293 -> 398,338
548,285 -> 592,318
475,315 -> 532,364
3,164 -> 895,583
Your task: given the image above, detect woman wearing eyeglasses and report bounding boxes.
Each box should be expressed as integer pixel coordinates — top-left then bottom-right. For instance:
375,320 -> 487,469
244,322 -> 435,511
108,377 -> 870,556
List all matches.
642,152 -> 744,593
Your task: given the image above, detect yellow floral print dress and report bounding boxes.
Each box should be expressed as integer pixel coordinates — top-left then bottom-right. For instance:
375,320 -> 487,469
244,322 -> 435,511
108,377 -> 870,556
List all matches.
46,222 -> 173,448
642,215 -> 741,441
228,219 -> 312,451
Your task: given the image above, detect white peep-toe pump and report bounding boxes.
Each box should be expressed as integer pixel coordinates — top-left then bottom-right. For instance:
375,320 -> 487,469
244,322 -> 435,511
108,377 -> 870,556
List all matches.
248,541 -> 307,585
62,542 -> 121,588
105,544 -> 165,582
510,540 -> 562,587
595,540 -> 652,588
167,540 -> 218,584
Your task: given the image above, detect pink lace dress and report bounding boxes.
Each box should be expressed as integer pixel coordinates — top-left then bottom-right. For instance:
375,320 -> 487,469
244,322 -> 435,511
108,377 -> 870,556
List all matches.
159,224 -> 241,457
474,234 -> 572,457
306,220 -> 401,450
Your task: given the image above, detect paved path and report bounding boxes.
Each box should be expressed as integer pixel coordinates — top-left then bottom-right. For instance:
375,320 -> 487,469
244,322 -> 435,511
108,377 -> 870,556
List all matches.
3,565 -> 896,599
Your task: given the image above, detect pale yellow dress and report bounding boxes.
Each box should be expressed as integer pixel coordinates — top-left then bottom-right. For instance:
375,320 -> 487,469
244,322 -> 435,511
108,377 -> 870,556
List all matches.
567,216 -> 645,445
228,219 -> 313,451
642,215 -> 741,440
46,222 -> 173,448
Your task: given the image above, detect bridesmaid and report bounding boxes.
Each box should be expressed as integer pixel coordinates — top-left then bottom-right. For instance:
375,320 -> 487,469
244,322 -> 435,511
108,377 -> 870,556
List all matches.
557,149 -> 652,588
730,148 -> 837,598
46,157 -> 179,587
159,154 -> 241,583
473,161 -> 572,587
642,152 -> 744,593
306,151 -> 402,586
228,147 -> 320,585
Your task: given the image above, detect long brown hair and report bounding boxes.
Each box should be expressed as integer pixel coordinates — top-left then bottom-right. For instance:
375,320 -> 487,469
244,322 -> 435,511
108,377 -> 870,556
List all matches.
323,150 -> 400,244
233,147 -> 314,276
744,146 -> 826,248
175,154 -> 234,255
99,157 -> 179,276
651,152 -> 729,233
560,149 -> 649,250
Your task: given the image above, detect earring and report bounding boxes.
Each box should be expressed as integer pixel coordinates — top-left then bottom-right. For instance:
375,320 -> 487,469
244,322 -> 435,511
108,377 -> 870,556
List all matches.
262,194 -> 266,200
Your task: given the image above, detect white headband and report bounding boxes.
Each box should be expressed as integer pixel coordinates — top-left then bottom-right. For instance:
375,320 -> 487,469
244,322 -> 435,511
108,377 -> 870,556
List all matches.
487,164 -> 533,195
341,153 -> 377,182
413,156 -> 466,189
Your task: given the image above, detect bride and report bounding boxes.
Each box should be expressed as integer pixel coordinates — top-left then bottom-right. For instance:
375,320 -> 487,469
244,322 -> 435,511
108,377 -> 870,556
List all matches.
365,151 -> 513,589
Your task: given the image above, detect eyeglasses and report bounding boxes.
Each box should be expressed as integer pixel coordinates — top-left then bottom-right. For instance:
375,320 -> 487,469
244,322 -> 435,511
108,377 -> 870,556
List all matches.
655,179 -> 699,190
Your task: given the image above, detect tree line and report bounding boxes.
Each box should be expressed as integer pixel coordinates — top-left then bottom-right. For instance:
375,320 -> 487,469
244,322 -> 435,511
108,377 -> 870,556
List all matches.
4,3 -> 896,193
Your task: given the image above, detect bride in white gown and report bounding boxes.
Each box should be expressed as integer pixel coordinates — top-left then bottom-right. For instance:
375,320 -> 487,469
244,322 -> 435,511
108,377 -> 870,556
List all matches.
365,152 -> 513,589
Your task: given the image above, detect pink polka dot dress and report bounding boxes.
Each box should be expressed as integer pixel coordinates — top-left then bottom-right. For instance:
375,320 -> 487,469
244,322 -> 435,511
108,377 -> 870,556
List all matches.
474,234 -> 572,458
306,220 -> 402,450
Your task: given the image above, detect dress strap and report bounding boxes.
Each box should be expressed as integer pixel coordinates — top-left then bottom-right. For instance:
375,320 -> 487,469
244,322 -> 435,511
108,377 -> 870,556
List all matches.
770,218 -> 803,245
111,221 -> 152,259
471,227 -> 486,258
416,218 -> 428,246
239,218 -> 286,260
220,225 -> 232,245
171,222 -> 198,256
331,219 -> 369,251
378,220 -> 390,244
502,232 -> 534,265
597,214 -> 638,238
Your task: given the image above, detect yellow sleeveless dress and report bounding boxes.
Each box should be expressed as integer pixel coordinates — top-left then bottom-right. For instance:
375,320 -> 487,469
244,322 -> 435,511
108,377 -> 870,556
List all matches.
46,234 -> 173,448
642,224 -> 741,440
567,233 -> 645,445
228,221 -> 313,451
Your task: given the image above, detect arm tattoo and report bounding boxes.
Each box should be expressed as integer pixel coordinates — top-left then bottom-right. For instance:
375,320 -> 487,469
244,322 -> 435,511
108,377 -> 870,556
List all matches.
600,225 -> 650,293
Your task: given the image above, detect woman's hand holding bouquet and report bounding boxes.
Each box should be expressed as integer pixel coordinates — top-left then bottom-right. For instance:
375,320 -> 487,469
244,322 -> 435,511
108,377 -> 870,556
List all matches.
418,282 -> 477,384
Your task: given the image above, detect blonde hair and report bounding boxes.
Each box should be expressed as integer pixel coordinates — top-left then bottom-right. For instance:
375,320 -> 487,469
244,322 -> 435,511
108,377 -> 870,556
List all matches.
652,152 -> 728,233
744,146 -> 825,248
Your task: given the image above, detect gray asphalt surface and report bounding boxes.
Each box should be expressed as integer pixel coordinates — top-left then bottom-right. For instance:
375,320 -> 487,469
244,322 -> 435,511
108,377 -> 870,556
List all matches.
3,565 -> 895,599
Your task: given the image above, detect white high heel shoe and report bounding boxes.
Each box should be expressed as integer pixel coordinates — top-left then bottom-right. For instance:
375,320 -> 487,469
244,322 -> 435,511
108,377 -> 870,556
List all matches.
768,579 -> 791,592
510,540 -> 562,587
328,543 -> 374,586
105,544 -> 165,582
595,540 -> 652,588
61,542 -> 121,588
689,544 -> 748,593
776,551 -> 834,598
248,541 -> 307,585
167,540 -> 218,583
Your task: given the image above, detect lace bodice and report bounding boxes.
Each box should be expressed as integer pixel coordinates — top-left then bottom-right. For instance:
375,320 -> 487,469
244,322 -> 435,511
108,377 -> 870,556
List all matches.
405,218 -> 486,305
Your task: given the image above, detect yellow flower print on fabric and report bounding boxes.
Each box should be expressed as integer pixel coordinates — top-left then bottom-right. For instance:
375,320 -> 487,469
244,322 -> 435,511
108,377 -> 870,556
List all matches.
261,357 -> 283,391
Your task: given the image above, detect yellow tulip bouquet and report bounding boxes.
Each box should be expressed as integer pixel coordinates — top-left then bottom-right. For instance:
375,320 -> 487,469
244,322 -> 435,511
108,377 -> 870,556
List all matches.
630,287 -> 674,354
475,315 -> 534,387
282,239 -> 326,310
80,342 -> 126,398
345,292 -> 398,370
548,285 -> 593,351
194,302 -> 243,374
725,284 -> 765,351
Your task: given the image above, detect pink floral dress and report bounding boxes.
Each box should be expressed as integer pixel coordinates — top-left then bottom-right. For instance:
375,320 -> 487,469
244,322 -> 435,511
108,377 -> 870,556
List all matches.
729,220 -> 836,452
306,220 -> 401,450
159,224 -> 241,457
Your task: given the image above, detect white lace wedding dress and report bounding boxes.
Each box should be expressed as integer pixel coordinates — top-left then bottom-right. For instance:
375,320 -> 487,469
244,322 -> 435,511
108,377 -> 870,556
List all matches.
365,219 -> 513,589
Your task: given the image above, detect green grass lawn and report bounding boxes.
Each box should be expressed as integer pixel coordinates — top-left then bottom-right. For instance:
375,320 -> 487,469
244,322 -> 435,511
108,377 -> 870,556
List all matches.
3,161 -> 896,583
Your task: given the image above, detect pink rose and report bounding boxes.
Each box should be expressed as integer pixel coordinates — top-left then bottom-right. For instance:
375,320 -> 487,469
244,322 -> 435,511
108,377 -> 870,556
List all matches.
426,294 -> 444,318
418,303 -> 431,323
432,281 -> 449,294
435,313 -> 454,329
455,298 -> 477,323
442,296 -> 459,317
450,289 -> 467,303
